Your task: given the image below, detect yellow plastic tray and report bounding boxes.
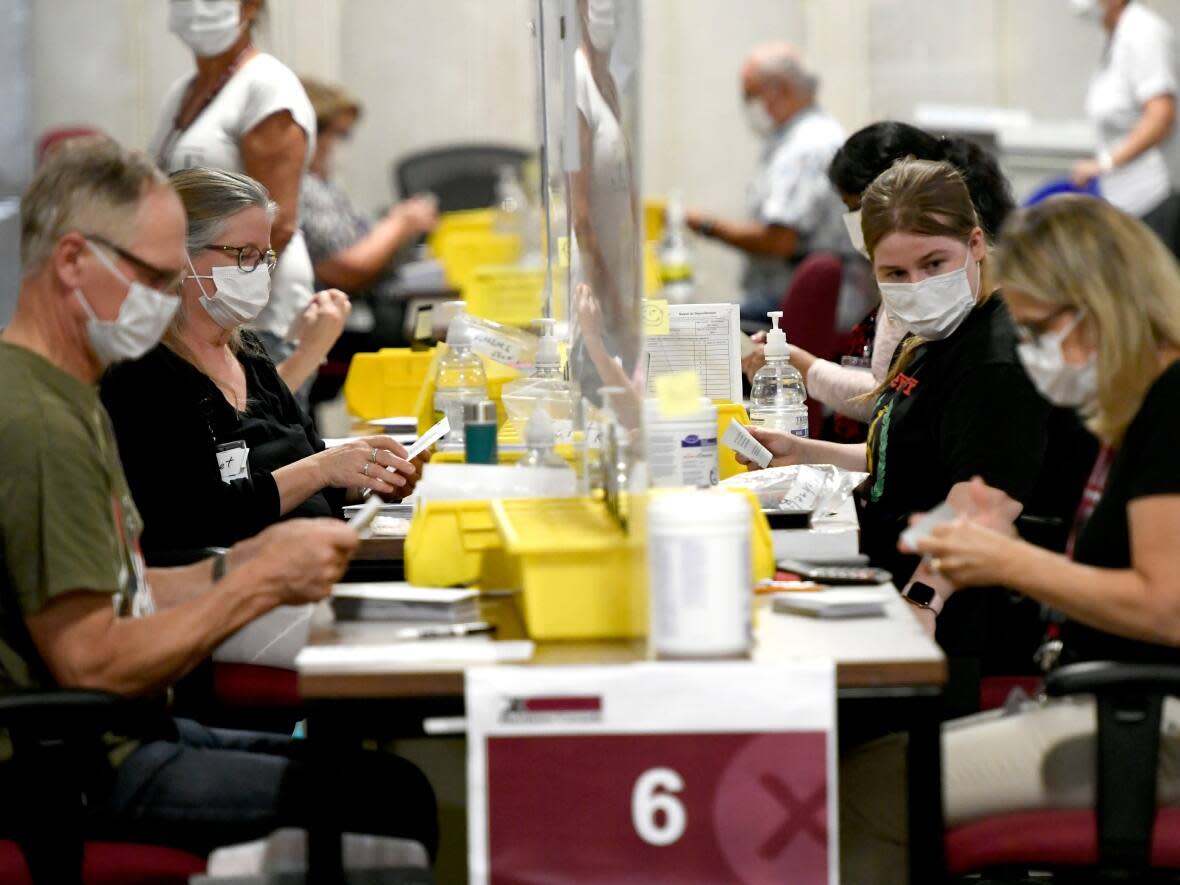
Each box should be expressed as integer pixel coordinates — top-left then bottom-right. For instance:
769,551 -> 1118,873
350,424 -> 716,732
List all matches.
715,401 -> 751,481
463,265 -> 545,328
344,347 -> 436,421
404,499 -> 514,589
492,495 -> 647,640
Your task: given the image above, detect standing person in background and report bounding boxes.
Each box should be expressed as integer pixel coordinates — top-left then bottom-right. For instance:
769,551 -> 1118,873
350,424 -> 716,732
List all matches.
298,77 -> 439,401
686,42 -> 852,325
153,0 -> 345,396
1071,0 -> 1180,256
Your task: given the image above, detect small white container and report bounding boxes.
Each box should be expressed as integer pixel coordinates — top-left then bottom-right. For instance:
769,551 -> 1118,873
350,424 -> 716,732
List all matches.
643,398 -> 719,489
647,491 -> 752,658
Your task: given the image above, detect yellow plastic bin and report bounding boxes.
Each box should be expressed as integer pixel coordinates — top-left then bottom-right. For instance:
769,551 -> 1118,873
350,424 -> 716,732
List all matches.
404,499 -> 515,589
491,496 -> 647,640
432,231 -> 521,291
344,347 -> 436,422
715,401 -> 752,480
463,266 -> 545,328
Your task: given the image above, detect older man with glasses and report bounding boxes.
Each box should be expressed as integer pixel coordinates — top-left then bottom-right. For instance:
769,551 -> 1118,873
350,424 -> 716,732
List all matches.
0,138 -> 437,861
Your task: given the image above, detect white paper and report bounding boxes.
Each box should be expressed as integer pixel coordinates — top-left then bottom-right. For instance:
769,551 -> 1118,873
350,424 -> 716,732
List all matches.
644,303 -> 742,402
405,416 -> 450,460
899,500 -> 957,551
720,420 -> 771,468
332,583 -> 478,605
296,639 -> 535,674
214,604 -> 314,668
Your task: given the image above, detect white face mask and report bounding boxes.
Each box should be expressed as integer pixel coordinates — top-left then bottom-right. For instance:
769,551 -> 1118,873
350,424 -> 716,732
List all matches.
1068,0 -> 1104,23
843,209 -> 869,259
74,242 -> 180,366
877,245 -> 979,340
188,256 -> 271,329
168,0 -> 243,58
587,0 -> 617,51
1016,310 -> 1099,409
743,98 -> 776,138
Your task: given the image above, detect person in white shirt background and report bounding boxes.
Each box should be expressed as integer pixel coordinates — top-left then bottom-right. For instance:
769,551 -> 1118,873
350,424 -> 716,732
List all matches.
686,42 -> 853,325
153,0 -> 349,401
1070,0 -> 1180,257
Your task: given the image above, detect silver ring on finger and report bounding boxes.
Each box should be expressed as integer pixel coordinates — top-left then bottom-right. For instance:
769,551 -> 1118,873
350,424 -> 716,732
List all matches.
362,462 -> 371,477
369,447 -> 379,463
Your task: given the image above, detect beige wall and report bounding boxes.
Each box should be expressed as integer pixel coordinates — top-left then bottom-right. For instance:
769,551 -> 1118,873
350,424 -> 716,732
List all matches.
23,0 -> 1180,300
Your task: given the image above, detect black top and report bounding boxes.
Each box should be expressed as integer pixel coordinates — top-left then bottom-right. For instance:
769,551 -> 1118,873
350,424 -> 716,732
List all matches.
858,296 -> 1054,671
100,332 -> 344,554
1064,360 -> 1180,665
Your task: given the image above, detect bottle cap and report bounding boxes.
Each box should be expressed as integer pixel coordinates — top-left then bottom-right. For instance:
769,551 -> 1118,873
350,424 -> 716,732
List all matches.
446,310 -> 471,347
533,318 -> 560,370
463,400 -> 497,424
764,310 -> 788,358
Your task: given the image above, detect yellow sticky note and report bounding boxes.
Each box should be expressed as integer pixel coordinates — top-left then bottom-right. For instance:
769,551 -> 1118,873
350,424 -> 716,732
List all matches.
558,236 -> 570,268
643,298 -> 670,336
413,307 -> 434,340
654,370 -> 702,418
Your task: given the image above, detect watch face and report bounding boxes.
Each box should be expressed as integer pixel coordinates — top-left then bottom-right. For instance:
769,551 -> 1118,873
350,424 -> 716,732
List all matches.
907,581 -> 936,606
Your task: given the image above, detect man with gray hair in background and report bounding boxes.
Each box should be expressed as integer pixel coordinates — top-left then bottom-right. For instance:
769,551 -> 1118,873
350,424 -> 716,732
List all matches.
688,42 -> 851,324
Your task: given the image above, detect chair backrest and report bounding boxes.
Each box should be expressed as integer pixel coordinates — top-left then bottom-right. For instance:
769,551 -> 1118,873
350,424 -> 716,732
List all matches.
779,252 -> 844,361
393,144 -> 530,213
779,253 -> 844,437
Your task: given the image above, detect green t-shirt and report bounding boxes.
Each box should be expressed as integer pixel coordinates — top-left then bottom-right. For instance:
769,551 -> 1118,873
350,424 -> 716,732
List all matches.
0,342 -> 153,730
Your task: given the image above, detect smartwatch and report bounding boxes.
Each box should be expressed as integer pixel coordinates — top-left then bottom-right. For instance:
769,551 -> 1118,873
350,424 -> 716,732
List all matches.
901,581 -> 942,615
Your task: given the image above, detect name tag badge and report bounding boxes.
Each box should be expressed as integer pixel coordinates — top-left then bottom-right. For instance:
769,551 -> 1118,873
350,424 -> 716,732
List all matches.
216,441 -> 249,483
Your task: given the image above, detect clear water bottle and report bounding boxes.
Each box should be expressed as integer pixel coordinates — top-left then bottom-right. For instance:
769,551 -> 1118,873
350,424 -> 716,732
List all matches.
748,310 -> 808,438
433,314 -> 488,450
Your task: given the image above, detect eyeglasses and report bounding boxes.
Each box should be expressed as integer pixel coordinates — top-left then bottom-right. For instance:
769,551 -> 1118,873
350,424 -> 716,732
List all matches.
1014,304 -> 1078,344
85,234 -> 188,295
204,244 -> 278,273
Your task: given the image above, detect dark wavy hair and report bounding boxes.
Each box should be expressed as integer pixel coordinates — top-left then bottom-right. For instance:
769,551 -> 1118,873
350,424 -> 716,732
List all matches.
828,121 -> 1015,241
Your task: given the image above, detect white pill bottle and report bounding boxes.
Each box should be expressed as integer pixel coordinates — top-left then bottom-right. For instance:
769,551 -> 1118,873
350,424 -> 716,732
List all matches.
647,490 -> 752,658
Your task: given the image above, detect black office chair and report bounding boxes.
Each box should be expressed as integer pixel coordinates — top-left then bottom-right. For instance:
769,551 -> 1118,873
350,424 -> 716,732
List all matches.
0,690 -> 206,884
946,661 -> 1180,882
392,143 -> 530,212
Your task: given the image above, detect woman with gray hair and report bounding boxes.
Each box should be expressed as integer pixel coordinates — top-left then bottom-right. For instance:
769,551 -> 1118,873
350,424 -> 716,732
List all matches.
100,167 -> 422,554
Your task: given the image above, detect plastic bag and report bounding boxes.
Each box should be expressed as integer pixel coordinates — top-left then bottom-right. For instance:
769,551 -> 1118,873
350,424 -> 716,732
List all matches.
719,464 -> 867,513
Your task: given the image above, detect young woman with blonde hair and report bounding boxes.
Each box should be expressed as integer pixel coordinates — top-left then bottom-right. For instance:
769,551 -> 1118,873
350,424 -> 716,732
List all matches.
739,158 -> 1059,671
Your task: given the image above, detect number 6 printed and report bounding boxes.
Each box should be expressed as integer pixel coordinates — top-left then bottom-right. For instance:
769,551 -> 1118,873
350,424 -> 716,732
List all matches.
631,767 -> 687,846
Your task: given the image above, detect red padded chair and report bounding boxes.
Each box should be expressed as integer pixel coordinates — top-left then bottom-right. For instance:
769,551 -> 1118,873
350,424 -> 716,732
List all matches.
778,252 -> 851,436
945,662 -> 1180,882
0,841 -> 205,885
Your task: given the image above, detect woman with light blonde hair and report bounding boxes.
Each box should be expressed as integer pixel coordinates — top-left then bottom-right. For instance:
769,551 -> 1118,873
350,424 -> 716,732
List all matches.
842,193 -> 1180,885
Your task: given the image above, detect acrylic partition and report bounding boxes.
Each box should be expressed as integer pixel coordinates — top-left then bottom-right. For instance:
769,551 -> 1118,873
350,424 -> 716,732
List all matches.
533,0 -> 644,502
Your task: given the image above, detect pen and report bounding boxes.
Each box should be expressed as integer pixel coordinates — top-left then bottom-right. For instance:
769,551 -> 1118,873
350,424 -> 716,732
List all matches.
392,621 -> 495,641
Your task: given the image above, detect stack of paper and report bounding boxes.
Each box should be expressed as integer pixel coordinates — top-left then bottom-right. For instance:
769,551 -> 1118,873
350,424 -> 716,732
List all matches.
772,588 -> 888,619
331,582 -> 479,623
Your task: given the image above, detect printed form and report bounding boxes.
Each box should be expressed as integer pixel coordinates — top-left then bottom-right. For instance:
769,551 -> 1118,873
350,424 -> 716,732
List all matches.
644,302 -> 742,402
